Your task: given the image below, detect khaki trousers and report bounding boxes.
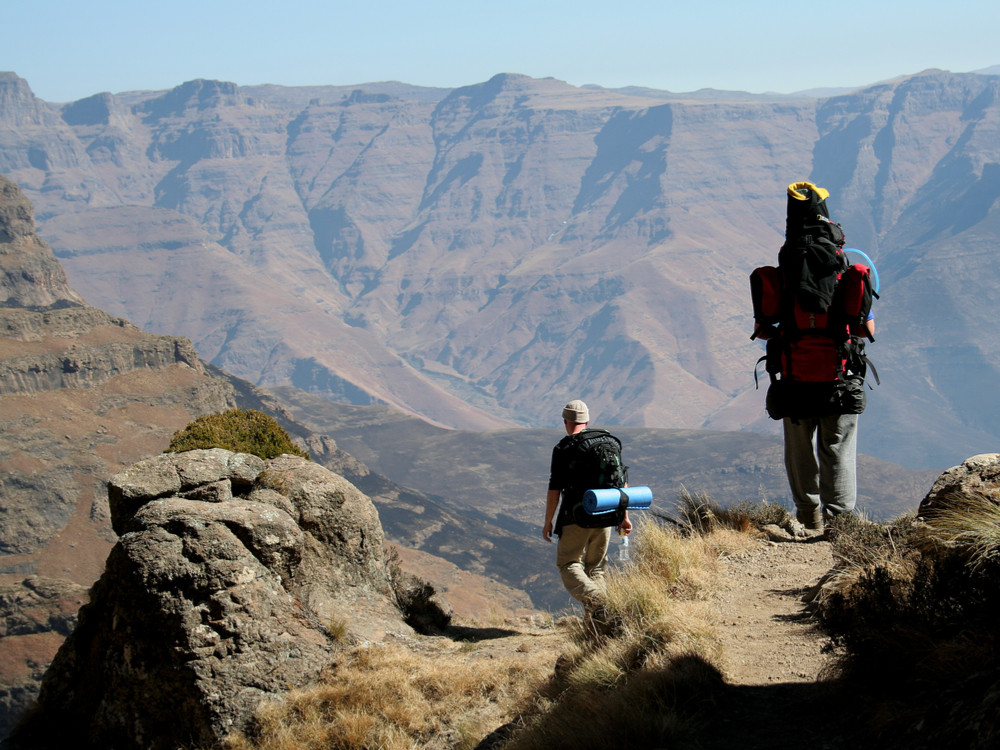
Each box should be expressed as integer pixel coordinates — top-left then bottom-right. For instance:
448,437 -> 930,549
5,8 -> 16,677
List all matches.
556,524 -> 612,603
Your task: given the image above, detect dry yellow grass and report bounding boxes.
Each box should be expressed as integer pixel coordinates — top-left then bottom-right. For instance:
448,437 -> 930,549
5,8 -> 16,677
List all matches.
226,514 -> 758,750
915,491 -> 1000,568
224,639 -> 552,750
812,513 -> 919,609
500,518 -> 753,750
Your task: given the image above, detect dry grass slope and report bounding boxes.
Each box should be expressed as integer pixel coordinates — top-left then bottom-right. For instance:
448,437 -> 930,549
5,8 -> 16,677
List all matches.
813,498 -> 1000,749
224,498 -> 762,750
223,489 -> 1000,750
224,642 -> 552,750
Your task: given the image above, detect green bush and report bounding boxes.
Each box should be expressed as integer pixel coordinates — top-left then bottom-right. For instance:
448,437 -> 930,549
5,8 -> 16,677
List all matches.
166,408 -> 310,460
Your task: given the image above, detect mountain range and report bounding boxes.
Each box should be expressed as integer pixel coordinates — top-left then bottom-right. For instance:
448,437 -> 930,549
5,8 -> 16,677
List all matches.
0,171 -> 539,735
0,169 -> 888,738
2,68 -> 1000,469
5,63 -> 982,736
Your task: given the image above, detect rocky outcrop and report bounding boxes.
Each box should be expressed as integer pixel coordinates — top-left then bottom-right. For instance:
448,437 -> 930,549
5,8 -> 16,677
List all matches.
0,309 -> 202,396
918,453 -> 1000,517
0,577 -> 88,739
0,176 -> 238,558
0,175 -> 83,309
0,73 -> 57,129
8,449 -> 409,750
0,173 -> 242,736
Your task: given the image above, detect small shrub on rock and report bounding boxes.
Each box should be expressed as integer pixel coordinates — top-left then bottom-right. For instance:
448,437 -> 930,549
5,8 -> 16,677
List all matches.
166,408 -> 310,460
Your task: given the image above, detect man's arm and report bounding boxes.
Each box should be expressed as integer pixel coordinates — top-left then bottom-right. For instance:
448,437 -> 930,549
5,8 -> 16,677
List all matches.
543,489 -> 560,542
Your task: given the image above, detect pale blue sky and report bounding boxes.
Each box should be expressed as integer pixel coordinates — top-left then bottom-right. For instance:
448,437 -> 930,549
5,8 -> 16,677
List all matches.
6,0 -> 999,103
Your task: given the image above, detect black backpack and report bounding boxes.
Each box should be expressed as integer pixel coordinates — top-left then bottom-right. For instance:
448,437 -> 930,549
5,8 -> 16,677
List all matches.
558,429 -> 629,530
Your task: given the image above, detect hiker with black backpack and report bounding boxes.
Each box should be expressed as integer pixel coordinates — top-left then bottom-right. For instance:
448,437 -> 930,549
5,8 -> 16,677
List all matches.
543,399 -> 632,604
751,183 -> 878,537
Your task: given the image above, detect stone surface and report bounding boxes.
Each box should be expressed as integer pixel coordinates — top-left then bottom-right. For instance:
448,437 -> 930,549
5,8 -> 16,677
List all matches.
0,175 -> 84,309
107,448 -> 266,533
918,453 -> 1000,517
8,450 -> 409,750
0,576 -> 88,740
0,173 -> 241,736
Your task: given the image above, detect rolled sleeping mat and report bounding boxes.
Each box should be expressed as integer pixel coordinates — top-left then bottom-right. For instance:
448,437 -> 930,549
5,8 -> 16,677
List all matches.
582,486 -> 653,516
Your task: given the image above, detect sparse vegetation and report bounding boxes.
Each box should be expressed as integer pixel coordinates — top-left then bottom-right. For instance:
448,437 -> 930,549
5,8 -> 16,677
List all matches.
497,515 -> 755,750
814,494 -> 1000,748
221,487 -> 1000,750
325,616 -> 349,644
224,642 -> 549,750
165,408 -> 310,460
662,488 -> 790,535
225,499 -> 758,750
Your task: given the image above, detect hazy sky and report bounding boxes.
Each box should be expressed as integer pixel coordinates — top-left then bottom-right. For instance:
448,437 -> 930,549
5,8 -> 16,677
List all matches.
6,0 -> 999,103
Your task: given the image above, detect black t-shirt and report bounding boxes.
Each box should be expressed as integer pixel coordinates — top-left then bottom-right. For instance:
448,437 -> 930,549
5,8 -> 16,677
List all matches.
548,429 -> 607,532
548,432 -> 585,496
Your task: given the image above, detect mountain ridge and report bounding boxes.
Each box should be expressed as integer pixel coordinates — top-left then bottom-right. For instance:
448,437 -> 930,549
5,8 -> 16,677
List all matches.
3,68 -> 1000,470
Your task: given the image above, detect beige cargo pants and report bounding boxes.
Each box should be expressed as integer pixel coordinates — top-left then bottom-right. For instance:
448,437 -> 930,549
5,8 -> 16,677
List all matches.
556,523 -> 612,603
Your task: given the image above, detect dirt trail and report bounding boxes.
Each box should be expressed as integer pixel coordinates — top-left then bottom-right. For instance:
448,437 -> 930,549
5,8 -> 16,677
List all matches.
691,538 -> 852,750
462,538 -> 851,750
710,538 -> 835,685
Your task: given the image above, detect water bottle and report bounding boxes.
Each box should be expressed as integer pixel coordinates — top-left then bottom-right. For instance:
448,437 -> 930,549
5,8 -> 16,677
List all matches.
618,530 -> 630,561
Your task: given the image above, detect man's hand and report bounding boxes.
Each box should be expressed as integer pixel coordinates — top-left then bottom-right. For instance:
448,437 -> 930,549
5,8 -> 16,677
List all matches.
618,513 -> 633,535
543,489 -> 561,543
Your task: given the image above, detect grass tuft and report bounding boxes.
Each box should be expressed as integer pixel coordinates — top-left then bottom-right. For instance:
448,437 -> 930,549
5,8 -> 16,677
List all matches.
667,489 -> 790,536
226,642 -> 549,750
500,509 -> 752,750
813,488 -> 1000,748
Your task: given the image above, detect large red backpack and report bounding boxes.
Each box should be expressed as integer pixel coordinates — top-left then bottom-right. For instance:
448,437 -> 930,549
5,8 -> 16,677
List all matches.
750,182 -> 878,418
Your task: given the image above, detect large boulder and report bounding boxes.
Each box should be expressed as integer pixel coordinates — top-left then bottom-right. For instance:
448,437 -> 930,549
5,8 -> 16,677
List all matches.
7,449 -> 410,750
918,453 -> 1000,517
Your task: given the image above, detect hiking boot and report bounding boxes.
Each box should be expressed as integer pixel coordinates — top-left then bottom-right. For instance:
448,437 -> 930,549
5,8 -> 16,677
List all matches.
581,599 -> 617,641
782,518 -> 825,541
796,507 -> 824,531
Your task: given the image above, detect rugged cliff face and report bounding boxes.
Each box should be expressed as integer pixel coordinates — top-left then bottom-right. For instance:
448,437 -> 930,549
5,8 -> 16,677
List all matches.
0,175 -> 83,309
0,174 -> 239,737
2,69 -> 999,468
7,449 -> 407,750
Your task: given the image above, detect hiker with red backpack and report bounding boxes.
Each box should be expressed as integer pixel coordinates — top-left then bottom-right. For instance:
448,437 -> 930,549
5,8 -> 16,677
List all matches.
751,182 -> 878,536
543,399 -> 632,603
